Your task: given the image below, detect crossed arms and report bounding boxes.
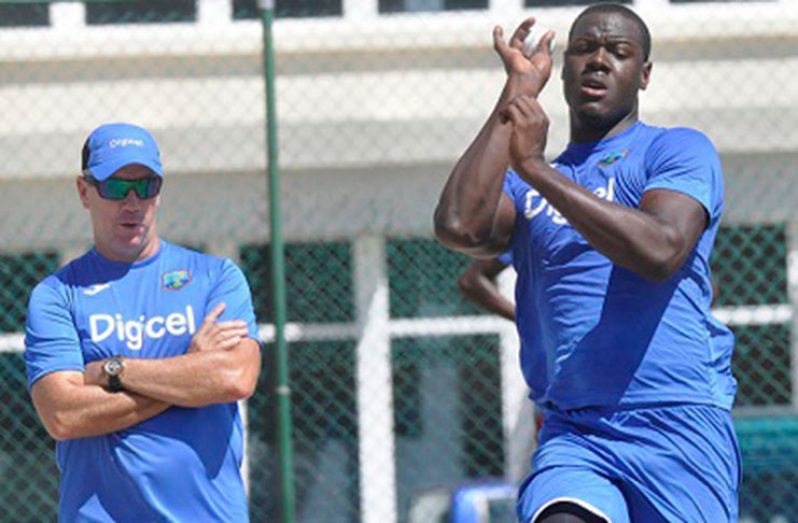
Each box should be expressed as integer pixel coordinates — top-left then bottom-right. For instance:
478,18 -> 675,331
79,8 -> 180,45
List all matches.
30,303 -> 261,440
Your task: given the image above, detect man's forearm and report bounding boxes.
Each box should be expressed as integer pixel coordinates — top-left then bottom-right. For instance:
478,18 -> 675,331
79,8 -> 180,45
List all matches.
458,259 -> 515,321
434,73 -> 547,254
461,278 -> 516,321
119,339 -> 261,408
435,111 -> 512,250
516,159 -> 705,281
32,375 -> 170,440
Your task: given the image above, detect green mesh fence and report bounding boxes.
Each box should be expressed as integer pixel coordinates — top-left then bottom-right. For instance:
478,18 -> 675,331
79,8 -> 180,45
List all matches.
0,252 -> 60,333
1,1 -> 797,522
388,238 -> 482,319
0,353 -> 59,522
248,339 -> 360,522
392,336 -> 504,523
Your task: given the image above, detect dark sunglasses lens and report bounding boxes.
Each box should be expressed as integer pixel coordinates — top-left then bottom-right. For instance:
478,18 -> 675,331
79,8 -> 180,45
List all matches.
135,177 -> 162,199
98,177 -> 161,200
97,179 -> 129,200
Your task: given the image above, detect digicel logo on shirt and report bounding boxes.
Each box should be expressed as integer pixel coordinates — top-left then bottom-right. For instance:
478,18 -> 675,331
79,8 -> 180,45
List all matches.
524,176 -> 615,225
88,306 -> 197,350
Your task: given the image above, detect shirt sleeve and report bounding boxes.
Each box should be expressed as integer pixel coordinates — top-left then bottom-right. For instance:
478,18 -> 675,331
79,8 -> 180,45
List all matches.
24,278 -> 84,390
502,169 -> 526,205
206,259 -> 260,341
644,127 -> 724,222
498,251 -> 513,266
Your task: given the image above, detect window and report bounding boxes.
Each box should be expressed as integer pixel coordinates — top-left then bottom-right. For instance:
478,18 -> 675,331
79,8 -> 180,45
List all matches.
712,224 -> 787,308
240,241 -> 354,323
388,238 -> 483,319
379,0 -> 486,13
712,224 -> 790,408
247,340 -> 359,522
393,335 -> 504,522
85,0 -> 196,25
0,352 -> 59,521
732,324 -> 791,408
670,0 -> 771,3
524,0 -> 630,6
0,251 -> 59,333
0,3 -> 49,27
233,0 -> 342,20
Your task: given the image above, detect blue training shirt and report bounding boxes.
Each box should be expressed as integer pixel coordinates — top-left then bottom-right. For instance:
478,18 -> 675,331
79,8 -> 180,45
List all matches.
25,240 -> 259,522
502,122 -> 736,411
498,250 -> 514,266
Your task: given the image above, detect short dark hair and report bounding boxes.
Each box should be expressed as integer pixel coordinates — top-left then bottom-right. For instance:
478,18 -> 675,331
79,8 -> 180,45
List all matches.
569,3 -> 652,61
81,139 -> 90,171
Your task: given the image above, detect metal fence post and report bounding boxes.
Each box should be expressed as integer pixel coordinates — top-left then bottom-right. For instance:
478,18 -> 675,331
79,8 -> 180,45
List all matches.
259,1 -> 296,521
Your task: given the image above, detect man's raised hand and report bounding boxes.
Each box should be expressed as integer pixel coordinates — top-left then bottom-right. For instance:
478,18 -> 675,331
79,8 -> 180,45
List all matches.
188,303 -> 249,353
504,94 -> 550,175
493,17 -> 556,98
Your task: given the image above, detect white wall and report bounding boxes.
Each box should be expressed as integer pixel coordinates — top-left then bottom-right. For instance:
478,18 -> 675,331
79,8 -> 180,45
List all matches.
0,1 -> 796,247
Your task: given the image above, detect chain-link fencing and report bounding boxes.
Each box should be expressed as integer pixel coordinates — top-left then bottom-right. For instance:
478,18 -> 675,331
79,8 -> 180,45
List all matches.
0,1 -> 797,522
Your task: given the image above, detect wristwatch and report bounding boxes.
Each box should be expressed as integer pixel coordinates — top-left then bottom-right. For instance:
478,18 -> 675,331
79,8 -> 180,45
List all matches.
103,356 -> 126,393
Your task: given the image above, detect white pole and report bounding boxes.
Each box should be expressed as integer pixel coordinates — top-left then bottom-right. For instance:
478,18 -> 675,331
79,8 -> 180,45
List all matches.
343,0 -> 379,21
354,234 -> 398,523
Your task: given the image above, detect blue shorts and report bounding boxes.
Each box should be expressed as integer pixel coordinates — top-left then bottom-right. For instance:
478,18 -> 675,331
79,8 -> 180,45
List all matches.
517,404 -> 741,522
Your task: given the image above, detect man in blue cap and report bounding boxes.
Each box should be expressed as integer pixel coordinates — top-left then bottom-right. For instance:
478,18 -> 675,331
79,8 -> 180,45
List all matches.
24,123 -> 262,522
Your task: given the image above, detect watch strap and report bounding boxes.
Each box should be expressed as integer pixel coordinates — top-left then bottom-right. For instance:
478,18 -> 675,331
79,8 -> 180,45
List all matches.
105,356 -> 125,393
107,374 -> 124,393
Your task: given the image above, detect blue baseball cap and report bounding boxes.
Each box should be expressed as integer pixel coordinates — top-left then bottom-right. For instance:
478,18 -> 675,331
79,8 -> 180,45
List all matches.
81,123 -> 163,181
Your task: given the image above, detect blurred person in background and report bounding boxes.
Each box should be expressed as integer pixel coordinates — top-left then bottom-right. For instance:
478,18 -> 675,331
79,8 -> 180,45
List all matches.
457,253 -> 515,321
434,4 -> 738,523
24,123 -> 261,522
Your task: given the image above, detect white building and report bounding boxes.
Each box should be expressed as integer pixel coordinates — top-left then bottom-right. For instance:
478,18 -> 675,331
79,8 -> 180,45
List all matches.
0,1 -> 796,522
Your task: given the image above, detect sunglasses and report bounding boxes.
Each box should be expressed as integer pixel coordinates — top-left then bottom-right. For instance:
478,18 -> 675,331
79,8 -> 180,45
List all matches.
83,173 -> 162,200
